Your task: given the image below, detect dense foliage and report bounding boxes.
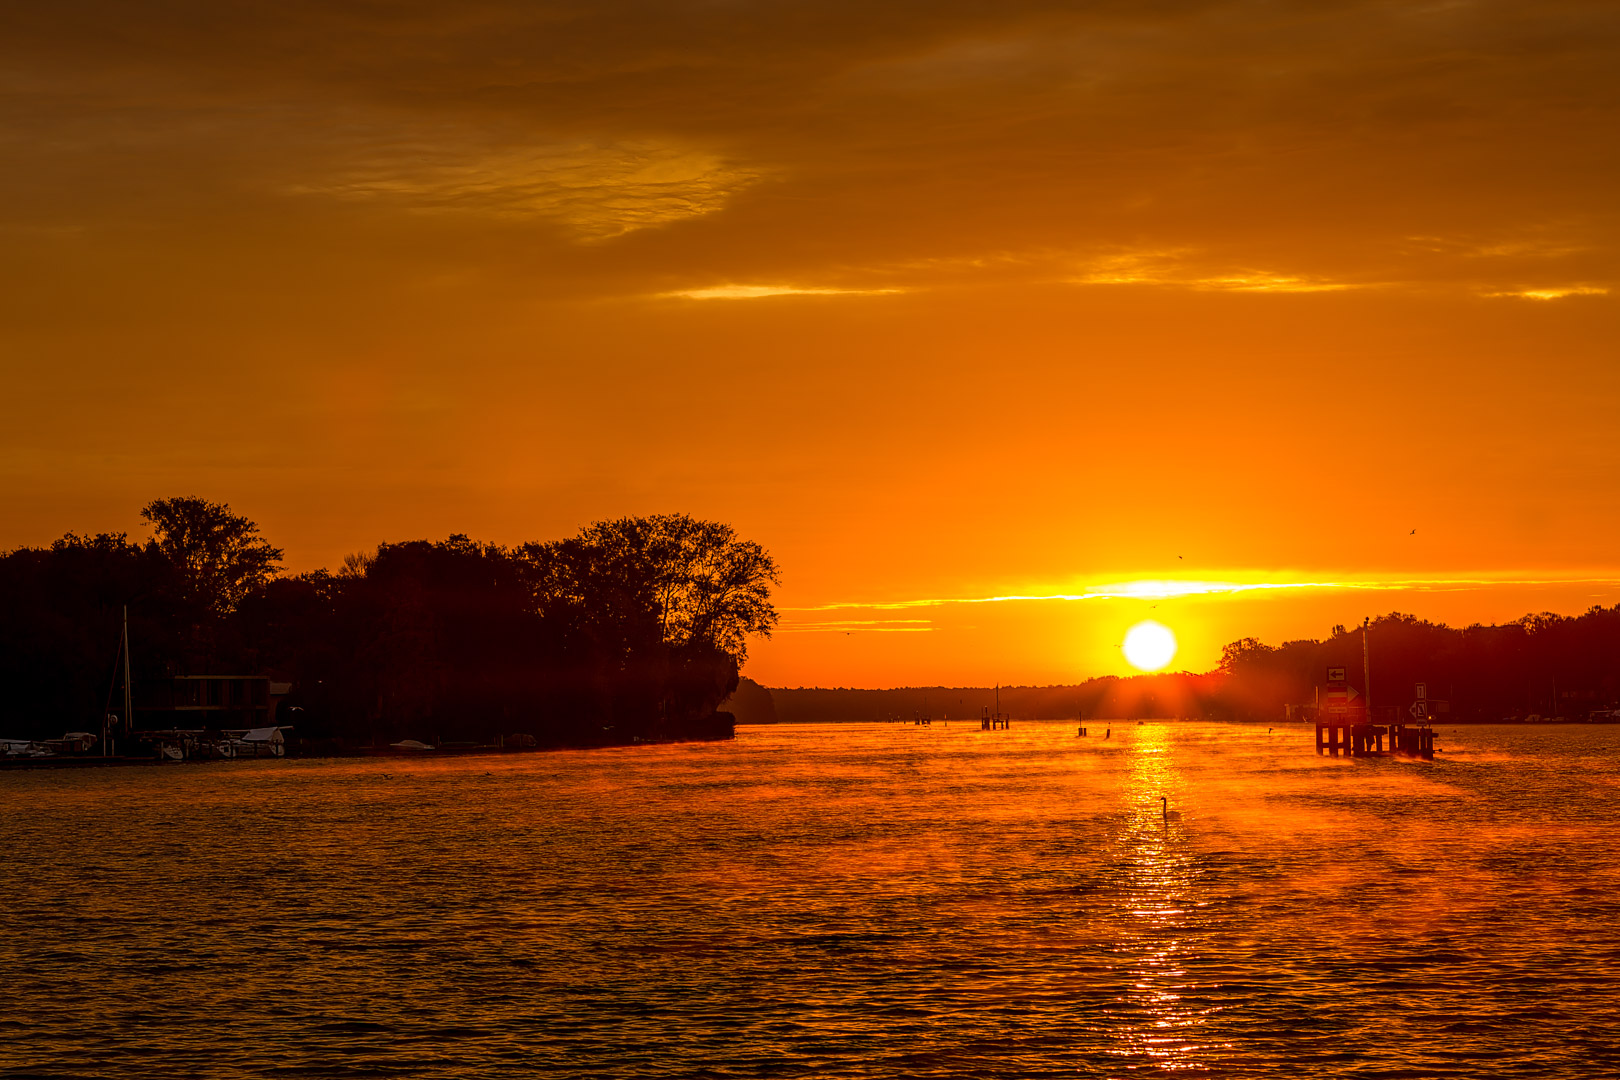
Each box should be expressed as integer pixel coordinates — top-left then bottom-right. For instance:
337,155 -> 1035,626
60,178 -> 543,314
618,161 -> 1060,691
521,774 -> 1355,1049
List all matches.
0,501 -> 779,744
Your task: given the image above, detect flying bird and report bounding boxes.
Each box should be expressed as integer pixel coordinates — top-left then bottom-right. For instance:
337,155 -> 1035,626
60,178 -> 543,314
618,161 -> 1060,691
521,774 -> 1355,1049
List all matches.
1410,529 -> 1416,535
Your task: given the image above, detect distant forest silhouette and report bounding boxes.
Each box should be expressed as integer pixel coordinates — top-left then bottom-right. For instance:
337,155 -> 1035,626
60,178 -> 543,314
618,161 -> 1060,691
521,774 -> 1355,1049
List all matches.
0,498 -> 779,745
749,609 -> 1620,725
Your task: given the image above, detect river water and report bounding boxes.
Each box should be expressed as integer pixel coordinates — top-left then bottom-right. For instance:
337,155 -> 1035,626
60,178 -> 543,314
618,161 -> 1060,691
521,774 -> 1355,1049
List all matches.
2,721 -> 1617,1077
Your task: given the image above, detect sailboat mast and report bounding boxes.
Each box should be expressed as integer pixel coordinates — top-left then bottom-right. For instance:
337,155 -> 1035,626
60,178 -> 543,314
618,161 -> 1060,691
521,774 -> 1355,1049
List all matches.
121,604 -> 133,751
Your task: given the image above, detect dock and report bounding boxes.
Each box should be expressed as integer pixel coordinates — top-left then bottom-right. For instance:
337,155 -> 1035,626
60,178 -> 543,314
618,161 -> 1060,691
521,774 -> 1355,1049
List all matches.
1315,720 -> 1435,761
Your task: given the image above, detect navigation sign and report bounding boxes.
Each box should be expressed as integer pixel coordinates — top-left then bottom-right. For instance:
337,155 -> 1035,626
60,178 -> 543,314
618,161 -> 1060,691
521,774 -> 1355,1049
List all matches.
1415,682 -> 1427,701
1321,683 -> 1363,719
1409,701 -> 1428,720
1327,666 -> 1347,686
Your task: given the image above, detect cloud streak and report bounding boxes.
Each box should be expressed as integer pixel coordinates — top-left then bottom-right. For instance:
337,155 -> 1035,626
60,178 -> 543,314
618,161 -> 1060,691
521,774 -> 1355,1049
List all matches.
661,284 -> 904,300
294,138 -> 759,239
786,576 -> 1620,613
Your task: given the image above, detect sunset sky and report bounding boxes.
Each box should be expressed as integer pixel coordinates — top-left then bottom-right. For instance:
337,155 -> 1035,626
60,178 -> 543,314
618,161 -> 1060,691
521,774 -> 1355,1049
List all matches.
4,2 -> 1617,686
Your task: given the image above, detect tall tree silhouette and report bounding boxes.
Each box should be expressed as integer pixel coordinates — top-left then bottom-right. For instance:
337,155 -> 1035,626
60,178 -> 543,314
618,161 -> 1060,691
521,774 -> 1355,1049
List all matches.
140,497 -> 283,619
526,514 -> 779,662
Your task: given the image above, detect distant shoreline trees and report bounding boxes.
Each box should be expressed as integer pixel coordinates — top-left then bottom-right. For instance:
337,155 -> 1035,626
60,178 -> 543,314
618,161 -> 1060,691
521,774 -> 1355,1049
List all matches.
0,501 -> 779,745
750,610 -> 1620,725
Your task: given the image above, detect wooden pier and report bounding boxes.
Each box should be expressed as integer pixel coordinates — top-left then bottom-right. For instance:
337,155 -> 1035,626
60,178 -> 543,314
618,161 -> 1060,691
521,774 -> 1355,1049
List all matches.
980,706 -> 1010,730
1315,720 -> 1435,761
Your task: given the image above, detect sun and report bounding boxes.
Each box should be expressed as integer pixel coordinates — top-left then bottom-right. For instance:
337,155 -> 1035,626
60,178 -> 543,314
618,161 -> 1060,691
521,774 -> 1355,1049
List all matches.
1122,620 -> 1178,672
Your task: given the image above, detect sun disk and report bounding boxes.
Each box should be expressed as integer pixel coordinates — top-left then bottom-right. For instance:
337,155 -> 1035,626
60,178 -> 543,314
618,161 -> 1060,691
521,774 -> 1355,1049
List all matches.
1122,620 -> 1178,672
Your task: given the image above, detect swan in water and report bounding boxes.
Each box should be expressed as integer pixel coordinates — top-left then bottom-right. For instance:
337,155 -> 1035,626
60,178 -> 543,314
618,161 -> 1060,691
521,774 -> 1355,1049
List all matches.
1161,796 -> 1182,822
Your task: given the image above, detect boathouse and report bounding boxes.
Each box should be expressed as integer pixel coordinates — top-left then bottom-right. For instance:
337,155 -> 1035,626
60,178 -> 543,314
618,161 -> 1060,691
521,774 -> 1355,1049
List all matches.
135,675 -> 291,730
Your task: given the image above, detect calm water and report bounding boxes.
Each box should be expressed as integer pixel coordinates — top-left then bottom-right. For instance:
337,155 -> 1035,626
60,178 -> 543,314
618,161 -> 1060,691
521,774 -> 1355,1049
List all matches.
3,721 -> 1619,1078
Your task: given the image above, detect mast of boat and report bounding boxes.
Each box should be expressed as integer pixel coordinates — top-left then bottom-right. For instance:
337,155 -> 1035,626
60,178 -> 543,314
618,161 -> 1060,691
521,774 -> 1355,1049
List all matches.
120,604 -> 132,756
103,610 -> 125,757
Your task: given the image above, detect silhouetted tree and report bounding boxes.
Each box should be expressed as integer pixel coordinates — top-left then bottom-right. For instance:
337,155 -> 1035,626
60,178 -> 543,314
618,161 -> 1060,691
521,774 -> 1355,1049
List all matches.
519,514 -> 780,736
141,497 -> 283,619
525,514 -> 778,657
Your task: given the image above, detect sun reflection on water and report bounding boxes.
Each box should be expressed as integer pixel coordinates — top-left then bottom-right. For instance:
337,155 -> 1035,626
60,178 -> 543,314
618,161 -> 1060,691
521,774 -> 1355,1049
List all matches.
1105,723 -> 1229,1068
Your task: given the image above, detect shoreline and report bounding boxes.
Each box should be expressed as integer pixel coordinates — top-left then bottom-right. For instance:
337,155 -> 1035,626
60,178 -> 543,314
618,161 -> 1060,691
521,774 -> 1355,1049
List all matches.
0,727 -> 737,769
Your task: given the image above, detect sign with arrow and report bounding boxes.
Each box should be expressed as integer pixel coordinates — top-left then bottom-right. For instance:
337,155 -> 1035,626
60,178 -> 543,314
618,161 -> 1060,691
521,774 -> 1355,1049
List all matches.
1322,683 -> 1362,719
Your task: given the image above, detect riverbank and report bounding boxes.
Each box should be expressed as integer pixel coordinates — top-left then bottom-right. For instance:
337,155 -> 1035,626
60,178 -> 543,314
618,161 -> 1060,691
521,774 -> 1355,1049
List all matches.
0,713 -> 737,768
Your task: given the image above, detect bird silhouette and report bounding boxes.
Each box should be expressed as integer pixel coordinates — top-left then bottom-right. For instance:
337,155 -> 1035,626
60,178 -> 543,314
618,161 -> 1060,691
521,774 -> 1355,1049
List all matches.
1177,554 -> 1183,559
1410,529 -> 1416,535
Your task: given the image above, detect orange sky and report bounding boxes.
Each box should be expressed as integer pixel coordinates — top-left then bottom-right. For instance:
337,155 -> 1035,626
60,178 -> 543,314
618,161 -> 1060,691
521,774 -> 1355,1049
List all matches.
3,2 -> 1618,685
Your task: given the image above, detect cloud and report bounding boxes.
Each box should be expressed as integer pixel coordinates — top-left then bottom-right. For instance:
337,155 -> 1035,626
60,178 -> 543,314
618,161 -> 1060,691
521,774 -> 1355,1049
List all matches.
293,138 -> 759,239
6,1 -> 1618,286
786,575 -> 1620,613
777,618 -> 933,633
660,284 -> 905,300
1068,250 -> 1364,292
1485,286 -> 1610,300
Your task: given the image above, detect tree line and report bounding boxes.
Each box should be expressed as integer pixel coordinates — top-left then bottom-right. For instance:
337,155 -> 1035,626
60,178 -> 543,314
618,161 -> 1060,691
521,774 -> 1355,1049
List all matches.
1213,609 -> 1620,721
0,498 -> 779,746
755,609 -> 1620,724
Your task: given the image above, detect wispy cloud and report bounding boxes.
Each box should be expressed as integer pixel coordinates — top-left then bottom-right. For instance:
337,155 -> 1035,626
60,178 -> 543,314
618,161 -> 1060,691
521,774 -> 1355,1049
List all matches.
664,250 -> 1366,302
661,284 -> 905,300
1193,273 -> 1357,293
777,618 -> 933,633
1484,286 -> 1610,301
1068,249 -> 1362,293
785,575 -> 1620,613
296,138 -> 759,239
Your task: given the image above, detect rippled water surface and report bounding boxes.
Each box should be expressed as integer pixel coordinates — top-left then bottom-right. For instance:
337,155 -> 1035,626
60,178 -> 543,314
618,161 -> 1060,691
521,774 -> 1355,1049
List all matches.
4,721 -> 1620,1077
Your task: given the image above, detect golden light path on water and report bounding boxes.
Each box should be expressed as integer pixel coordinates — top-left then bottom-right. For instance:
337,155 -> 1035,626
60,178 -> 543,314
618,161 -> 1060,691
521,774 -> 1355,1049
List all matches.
4,721 -> 1620,1076
1114,722 -> 1205,1066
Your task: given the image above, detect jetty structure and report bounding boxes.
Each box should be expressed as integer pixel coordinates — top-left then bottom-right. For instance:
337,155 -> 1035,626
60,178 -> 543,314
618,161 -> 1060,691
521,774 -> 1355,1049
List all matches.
981,685 -> 1011,730
1315,718 -> 1436,760
1311,620 -> 1436,760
